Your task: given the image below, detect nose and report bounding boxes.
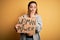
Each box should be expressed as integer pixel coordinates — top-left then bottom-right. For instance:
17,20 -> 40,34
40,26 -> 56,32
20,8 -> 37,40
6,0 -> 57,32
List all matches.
32,8 -> 34,11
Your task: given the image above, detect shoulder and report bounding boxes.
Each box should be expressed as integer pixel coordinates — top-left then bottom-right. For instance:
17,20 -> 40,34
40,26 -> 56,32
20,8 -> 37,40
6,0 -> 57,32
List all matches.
35,14 -> 42,19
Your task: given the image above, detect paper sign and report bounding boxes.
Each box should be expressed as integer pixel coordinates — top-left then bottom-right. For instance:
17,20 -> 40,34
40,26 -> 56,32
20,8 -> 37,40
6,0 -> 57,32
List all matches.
15,17 -> 36,34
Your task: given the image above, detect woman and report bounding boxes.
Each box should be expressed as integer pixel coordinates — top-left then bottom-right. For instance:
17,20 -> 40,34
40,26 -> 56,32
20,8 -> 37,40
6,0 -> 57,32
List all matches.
15,1 -> 42,40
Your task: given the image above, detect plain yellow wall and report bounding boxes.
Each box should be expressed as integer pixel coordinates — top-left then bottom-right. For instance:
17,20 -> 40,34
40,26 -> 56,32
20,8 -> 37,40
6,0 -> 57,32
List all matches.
0,0 -> 60,40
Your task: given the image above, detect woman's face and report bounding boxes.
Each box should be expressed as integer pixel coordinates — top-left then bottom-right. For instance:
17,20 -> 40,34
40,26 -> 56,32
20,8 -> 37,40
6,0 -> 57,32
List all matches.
29,3 -> 37,14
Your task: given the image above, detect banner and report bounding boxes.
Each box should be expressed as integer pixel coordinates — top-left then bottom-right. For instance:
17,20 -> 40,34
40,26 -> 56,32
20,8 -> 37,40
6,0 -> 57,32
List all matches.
15,17 -> 36,34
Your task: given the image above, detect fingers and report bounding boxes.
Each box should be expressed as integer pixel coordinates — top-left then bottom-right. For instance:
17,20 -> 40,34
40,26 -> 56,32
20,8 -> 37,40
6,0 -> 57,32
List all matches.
15,24 -> 20,28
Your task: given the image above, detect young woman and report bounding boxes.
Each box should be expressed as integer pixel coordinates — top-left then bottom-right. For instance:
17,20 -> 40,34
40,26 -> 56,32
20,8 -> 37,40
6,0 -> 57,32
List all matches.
15,1 -> 42,40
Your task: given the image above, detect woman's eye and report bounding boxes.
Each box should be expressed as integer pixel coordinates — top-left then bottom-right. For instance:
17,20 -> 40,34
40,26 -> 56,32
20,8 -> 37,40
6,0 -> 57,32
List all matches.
34,6 -> 36,8
30,6 -> 33,8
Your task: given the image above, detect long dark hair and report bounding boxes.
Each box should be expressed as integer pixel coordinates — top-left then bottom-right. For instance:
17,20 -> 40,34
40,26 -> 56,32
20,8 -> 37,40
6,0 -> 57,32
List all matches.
27,1 -> 38,17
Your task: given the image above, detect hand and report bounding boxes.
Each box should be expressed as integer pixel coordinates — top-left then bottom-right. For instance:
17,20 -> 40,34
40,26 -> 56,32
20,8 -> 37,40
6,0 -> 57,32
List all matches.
15,24 -> 20,29
27,31 -> 35,36
15,24 -> 21,33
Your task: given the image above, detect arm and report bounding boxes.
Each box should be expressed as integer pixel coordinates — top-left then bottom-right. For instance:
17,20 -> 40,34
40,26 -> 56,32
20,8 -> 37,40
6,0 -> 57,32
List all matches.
35,15 -> 42,33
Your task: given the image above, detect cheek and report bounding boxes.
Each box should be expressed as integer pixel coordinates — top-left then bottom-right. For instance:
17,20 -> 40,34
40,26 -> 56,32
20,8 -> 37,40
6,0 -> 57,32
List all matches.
29,8 -> 33,11
34,8 -> 36,11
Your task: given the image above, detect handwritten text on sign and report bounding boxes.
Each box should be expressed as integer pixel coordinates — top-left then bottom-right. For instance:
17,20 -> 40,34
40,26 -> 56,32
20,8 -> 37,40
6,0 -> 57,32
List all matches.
16,17 -> 36,33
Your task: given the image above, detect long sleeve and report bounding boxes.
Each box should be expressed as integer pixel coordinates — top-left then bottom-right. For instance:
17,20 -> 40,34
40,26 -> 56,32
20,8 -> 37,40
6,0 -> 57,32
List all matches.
35,15 -> 42,33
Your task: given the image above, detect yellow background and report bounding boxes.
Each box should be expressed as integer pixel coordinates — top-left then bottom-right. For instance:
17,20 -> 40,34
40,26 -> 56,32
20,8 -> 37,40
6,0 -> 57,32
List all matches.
0,0 -> 60,40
